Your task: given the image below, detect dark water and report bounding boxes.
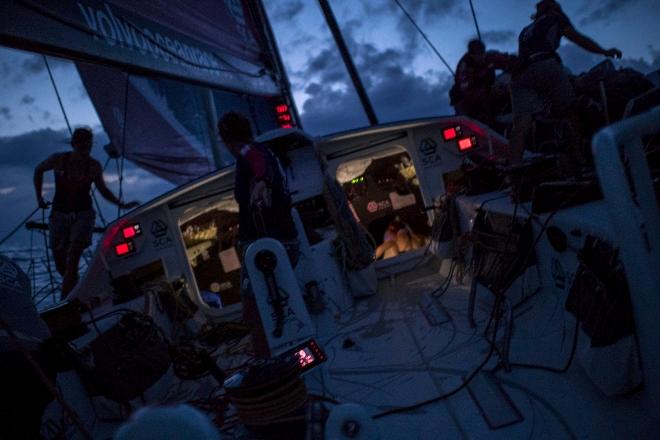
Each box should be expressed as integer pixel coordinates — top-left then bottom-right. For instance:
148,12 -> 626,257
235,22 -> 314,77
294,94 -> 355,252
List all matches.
0,244 -> 95,310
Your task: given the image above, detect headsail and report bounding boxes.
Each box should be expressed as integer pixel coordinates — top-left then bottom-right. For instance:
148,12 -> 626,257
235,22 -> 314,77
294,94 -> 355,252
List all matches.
77,62 -> 224,185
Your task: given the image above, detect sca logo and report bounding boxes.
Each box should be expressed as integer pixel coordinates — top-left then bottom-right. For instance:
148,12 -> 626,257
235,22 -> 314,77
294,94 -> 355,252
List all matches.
419,138 -> 442,167
150,219 -> 172,249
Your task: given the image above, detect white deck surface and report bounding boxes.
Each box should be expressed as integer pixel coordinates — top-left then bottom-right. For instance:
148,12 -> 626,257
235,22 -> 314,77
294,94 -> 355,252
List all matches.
306,258 -> 659,439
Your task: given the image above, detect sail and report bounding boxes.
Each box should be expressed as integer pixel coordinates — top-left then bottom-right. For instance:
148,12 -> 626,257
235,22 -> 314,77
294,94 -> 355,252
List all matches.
78,62 -> 222,185
0,0 -> 279,95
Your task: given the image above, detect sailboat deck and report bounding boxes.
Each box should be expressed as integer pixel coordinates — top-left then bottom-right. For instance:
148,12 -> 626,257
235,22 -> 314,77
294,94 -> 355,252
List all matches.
305,258 -> 658,439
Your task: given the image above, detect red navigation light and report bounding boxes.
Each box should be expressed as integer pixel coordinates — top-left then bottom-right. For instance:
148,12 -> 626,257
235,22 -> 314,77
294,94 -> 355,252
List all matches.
442,125 -> 462,141
114,242 -> 134,256
458,136 -> 477,152
121,224 -> 142,239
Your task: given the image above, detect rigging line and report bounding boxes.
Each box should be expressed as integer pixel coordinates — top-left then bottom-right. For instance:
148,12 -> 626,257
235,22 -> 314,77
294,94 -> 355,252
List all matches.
468,0 -> 482,41
117,73 -> 130,219
90,157 -> 112,227
392,0 -> 455,76
39,208 -> 57,301
0,207 -> 40,247
47,53 -> 108,226
43,55 -> 72,135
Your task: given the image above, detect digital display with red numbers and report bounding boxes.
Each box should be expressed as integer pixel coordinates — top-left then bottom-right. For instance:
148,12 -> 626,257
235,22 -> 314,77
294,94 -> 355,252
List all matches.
275,103 -> 294,129
280,339 -> 326,373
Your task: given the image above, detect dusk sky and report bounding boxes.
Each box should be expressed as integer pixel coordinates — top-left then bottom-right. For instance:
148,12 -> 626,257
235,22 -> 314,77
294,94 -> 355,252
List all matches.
0,0 -> 659,245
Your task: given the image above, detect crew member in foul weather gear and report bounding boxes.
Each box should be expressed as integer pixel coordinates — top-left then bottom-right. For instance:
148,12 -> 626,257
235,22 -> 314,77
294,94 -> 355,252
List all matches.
450,39 -> 515,128
217,111 -> 298,357
508,0 -> 622,163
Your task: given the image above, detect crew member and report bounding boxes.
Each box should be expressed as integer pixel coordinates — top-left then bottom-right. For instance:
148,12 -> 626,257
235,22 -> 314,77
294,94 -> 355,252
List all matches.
217,111 -> 297,357
34,127 -> 139,298
509,0 -> 622,163
450,39 -> 514,127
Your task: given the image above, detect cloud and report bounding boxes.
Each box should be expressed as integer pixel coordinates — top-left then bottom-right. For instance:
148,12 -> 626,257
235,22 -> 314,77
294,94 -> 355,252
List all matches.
0,107 -> 12,120
10,53 -> 68,84
0,127 -> 108,171
482,30 -> 516,45
578,0 -> 642,26
0,127 -> 174,242
298,41 -> 453,135
362,0 -> 465,21
303,46 -> 346,84
271,0 -> 304,22
558,44 -> 660,75
353,0 -> 466,56
19,95 -> 35,105
21,55 -> 45,75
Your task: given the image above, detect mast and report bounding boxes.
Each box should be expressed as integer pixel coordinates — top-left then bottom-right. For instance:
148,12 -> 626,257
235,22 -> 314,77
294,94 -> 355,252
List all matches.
317,0 -> 379,126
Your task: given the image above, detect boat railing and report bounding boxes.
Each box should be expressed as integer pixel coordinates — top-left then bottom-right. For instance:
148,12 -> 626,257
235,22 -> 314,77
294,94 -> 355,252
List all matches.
592,106 -> 660,417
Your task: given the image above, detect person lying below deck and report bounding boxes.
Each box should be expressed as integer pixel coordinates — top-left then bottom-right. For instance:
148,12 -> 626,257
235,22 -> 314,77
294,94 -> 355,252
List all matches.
375,216 -> 425,260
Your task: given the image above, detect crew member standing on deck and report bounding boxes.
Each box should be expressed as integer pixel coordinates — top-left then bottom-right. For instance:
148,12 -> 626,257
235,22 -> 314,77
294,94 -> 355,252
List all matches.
217,111 -> 298,357
450,39 -> 514,128
508,0 -> 622,163
34,127 -> 139,298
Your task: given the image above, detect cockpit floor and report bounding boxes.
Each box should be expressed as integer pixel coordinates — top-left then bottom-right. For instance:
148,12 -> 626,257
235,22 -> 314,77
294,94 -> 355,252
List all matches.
307,258 -> 658,439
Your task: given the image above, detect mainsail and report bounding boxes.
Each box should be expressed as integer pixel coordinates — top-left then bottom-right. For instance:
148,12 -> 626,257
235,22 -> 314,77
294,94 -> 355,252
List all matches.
0,0 -> 279,94
1,0 -> 289,185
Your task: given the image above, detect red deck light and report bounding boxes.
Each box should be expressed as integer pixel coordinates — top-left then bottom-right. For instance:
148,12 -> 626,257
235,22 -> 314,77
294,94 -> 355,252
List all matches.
121,224 -> 142,239
114,241 -> 135,256
275,103 -> 295,129
458,136 -> 477,152
442,125 -> 462,141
